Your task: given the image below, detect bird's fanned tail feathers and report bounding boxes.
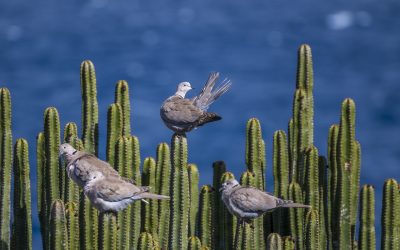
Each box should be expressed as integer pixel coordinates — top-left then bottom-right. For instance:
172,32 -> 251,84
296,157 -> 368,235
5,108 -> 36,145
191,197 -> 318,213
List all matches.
277,199 -> 311,209
138,192 -> 170,200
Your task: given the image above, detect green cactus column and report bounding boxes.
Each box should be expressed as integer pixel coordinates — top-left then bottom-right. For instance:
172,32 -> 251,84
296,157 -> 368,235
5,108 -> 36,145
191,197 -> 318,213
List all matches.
267,233 -> 282,250
221,172 -> 237,250
50,200 -> 68,250
142,157 -> 159,238
137,232 -> 159,250
11,139 -> 32,250
36,132 -> 46,248
381,179 -> 400,250
65,202 -> 79,250
80,60 -> 99,155
155,143 -> 171,249
188,236 -> 202,250
288,181 -> 305,250
212,161 -> 227,249
197,185 -> 215,249
188,163 -> 199,237
79,193 -> 98,250
358,185 -> 375,250
129,135 -> 142,248
305,210 -> 319,250
0,88 -> 12,250
115,80 -> 131,136
106,103 -> 122,167
282,236 -> 295,250
98,213 -> 118,250
168,134 -> 190,250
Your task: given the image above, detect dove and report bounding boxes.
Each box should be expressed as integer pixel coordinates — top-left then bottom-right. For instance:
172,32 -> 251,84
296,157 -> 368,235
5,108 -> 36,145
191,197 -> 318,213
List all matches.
220,179 -> 311,225
160,72 -> 231,133
59,143 -> 169,213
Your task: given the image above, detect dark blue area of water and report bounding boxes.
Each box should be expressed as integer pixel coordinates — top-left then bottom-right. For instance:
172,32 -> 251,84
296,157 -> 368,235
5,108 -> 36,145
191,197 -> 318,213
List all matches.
1,0 -> 399,248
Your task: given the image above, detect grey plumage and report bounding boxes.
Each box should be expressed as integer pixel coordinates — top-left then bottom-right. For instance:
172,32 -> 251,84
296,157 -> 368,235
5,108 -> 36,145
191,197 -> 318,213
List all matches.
59,143 -> 169,213
220,179 -> 311,224
160,72 -> 231,133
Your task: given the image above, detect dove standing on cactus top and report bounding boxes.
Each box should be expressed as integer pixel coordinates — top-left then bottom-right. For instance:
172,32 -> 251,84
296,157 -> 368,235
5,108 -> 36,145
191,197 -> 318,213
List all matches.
160,72 -> 232,133
220,179 -> 311,224
59,143 -> 169,213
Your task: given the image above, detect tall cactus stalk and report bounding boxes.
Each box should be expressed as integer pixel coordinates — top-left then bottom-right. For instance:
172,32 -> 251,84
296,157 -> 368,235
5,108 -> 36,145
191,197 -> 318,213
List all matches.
318,156 -> 328,250
188,236 -> 202,250
358,185 -> 375,250
115,80 -> 131,136
221,172 -> 236,250
98,213 -> 118,250
168,134 -> 190,250
50,200 -> 68,250
0,88 -> 12,250
282,236 -> 295,250
80,60 -> 99,155
36,132 -> 46,248
137,232 -> 158,250
142,157 -> 159,238
266,233 -> 282,250
305,210 -> 319,250
130,135 -> 142,248
197,185 -> 215,249
288,181 -> 305,250
188,163 -> 199,237
11,139 -> 32,250
79,193 -> 98,250
212,161 -> 227,249
381,179 -> 400,250
273,130 -> 290,235
155,143 -> 171,249
65,202 -> 79,250
106,103 -> 122,167
303,146 -> 319,212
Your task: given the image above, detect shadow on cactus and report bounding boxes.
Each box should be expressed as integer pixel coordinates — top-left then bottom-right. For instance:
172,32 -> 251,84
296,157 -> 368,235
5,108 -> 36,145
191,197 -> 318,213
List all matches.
0,44 -> 398,250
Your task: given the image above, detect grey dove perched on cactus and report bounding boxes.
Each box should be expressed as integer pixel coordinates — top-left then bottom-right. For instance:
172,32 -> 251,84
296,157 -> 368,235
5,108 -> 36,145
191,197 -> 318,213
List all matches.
220,179 -> 311,225
59,143 -> 169,213
160,72 -> 231,133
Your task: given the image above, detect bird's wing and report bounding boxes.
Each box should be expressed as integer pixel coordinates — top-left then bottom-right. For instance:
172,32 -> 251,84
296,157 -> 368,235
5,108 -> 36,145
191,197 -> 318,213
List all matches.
193,72 -> 231,111
95,178 -> 146,202
161,97 -> 203,124
230,187 -> 276,212
78,154 -> 119,176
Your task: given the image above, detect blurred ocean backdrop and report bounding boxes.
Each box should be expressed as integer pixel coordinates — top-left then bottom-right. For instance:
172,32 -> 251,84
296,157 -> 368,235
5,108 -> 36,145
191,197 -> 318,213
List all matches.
1,0 -> 399,248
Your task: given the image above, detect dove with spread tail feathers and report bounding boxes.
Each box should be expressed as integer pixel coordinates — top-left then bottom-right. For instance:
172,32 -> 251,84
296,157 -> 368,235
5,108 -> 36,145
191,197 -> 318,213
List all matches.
59,143 -> 169,213
220,179 -> 311,224
160,72 -> 231,133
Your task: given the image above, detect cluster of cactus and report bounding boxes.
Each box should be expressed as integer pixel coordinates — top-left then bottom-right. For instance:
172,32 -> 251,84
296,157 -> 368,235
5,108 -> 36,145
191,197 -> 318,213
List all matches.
0,44 -> 400,250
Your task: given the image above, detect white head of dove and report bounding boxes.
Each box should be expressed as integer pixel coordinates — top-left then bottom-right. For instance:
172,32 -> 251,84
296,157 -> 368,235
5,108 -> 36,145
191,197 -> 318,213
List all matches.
59,143 -> 78,162
175,82 -> 193,98
160,72 -> 232,134
220,178 -> 311,225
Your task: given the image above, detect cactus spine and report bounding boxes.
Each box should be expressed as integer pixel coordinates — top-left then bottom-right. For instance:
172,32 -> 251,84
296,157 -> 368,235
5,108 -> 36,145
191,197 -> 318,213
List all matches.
80,60 -> 99,155
115,80 -> 131,136
168,134 -> 190,250
142,157 -> 159,238
188,163 -> 199,237
50,200 -> 68,250
11,139 -> 32,250
197,185 -> 215,249
155,143 -> 171,249
0,88 -> 12,250
381,179 -> 400,250
359,185 -> 375,250
98,213 -> 118,250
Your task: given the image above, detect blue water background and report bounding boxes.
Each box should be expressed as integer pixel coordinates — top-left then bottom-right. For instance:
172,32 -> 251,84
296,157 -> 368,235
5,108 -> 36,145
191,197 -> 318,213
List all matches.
1,0 -> 400,248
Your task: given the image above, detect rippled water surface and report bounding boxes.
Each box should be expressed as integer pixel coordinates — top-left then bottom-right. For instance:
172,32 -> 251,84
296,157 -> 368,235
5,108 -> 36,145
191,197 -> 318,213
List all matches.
1,0 -> 399,247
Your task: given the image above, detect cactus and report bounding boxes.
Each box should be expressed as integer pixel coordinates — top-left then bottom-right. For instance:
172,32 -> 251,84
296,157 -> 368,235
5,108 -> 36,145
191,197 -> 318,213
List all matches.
266,233 -> 282,250
142,157 -> 159,238
0,88 -> 12,250
212,161 -> 227,249
80,60 -> 99,155
129,136 -> 142,248
188,236 -> 202,250
318,156 -> 328,250
220,172 -> 237,250
245,118 -> 265,189
98,213 -> 118,250
282,236 -> 295,250
65,202 -> 79,250
137,232 -> 158,250
188,163 -> 199,237
305,210 -> 319,250
303,146 -> 319,212
79,193 -> 98,250
11,139 -> 32,250
288,181 -> 305,250
115,80 -> 131,136
49,200 -> 68,250
106,103 -> 122,167
197,185 -> 215,249
168,134 -> 190,250
381,179 -> 400,250
358,185 -> 375,250
36,132 -> 46,248
155,143 -> 171,249
272,130 -> 290,235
